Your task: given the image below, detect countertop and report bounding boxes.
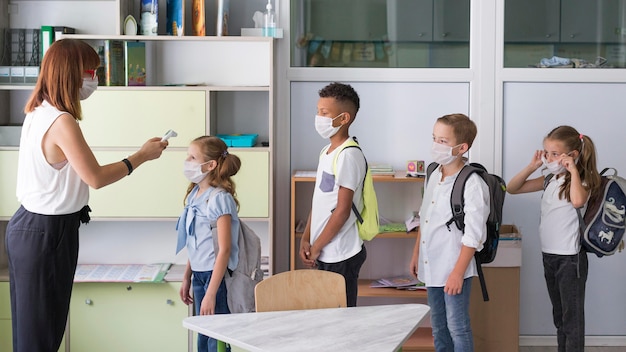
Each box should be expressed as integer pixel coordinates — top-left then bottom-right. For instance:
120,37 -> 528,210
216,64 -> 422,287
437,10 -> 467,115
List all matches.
0,264 -> 186,283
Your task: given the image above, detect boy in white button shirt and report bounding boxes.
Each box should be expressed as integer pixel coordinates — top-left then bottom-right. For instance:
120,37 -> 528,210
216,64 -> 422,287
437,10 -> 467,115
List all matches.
409,113 -> 489,352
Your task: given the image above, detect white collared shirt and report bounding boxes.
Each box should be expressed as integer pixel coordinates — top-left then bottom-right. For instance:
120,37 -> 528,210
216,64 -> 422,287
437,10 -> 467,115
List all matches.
539,175 -> 581,255
417,164 -> 489,287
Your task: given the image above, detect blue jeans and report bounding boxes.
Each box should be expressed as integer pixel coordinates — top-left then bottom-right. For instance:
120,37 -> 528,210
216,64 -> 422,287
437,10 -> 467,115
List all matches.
427,278 -> 474,352
193,271 -> 231,352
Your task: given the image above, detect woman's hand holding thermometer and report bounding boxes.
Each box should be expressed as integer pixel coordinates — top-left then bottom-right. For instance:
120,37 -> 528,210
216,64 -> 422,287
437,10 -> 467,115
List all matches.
161,129 -> 178,142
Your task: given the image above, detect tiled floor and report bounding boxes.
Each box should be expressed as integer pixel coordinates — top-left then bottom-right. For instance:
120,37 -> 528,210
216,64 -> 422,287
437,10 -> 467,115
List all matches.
520,347 -> 625,352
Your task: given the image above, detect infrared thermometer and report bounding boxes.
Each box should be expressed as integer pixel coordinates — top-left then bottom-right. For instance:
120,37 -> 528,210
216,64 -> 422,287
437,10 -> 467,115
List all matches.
161,129 -> 178,142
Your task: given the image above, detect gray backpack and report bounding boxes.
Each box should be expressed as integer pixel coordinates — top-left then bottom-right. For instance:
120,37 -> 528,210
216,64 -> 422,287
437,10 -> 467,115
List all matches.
209,188 -> 264,313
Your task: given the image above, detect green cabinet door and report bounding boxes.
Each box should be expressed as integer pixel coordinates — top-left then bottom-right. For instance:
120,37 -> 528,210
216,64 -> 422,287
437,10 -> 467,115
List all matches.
0,151 -> 19,218
80,89 -> 206,148
89,150 -> 188,218
69,282 -> 188,352
0,282 -> 11,352
231,150 -> 269,218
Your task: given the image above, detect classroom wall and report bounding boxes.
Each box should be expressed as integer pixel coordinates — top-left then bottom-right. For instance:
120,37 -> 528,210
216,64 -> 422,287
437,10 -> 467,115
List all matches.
291,81 -> 626,337
290,81 -> 469,171
503,82 -> 626,336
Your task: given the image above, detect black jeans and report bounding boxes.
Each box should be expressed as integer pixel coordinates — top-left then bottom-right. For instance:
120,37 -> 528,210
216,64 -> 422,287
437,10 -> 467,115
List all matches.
316,245 -> 367,307
542,251 -> 588,352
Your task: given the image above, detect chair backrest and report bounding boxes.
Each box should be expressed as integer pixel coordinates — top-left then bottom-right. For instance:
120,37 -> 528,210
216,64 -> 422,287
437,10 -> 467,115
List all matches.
254,269 -> 347,312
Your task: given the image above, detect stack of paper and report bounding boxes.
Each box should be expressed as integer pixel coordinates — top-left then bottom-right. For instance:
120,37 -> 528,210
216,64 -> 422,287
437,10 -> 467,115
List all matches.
370,276 -> 426,290
74,263 -> 171,283
370,163 -> 394,176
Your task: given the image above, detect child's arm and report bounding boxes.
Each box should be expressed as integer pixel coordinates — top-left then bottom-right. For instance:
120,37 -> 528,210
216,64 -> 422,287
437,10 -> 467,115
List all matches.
200,214 -> 232,315
562,153 -> 589,208
179,260 -> 193,305
409,227 -> 421,279
445,245 -> 476,295
299,213 -> 315,268
507,150 -> 544,194
309,186 -> 354,261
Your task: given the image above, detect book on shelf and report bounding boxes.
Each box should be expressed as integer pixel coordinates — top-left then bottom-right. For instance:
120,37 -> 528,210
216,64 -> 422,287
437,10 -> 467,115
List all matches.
53,26 -> 75,40
124,41 -> 146,86
103,39 -> 125,86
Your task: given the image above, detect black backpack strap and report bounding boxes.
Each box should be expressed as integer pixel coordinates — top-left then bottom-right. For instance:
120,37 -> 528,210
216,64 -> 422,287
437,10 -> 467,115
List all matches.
452,163 -> 490,301
426,162 -> 439,183
543,173 -> 554,190
474,254 -> 489,301
448,164 -> 484,232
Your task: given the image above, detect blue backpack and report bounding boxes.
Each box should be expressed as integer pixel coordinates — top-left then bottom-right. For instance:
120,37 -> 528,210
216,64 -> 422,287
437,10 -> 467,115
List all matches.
545,168 -> 626,257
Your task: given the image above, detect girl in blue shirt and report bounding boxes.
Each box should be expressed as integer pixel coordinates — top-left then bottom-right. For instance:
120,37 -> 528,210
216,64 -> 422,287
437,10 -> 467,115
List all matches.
176,136 -> 241,352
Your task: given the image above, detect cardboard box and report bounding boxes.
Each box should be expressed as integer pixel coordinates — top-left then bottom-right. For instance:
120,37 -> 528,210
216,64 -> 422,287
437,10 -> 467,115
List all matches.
500,224 -> 520,238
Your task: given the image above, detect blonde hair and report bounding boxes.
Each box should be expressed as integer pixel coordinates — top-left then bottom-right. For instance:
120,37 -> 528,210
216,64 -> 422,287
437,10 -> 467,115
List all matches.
24,39 -> 100,121
545,125 -> 602,202
184,136 -> 241,208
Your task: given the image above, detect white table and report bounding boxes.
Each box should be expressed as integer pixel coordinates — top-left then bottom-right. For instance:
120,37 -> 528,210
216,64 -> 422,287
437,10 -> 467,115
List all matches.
183,303 -> 430,352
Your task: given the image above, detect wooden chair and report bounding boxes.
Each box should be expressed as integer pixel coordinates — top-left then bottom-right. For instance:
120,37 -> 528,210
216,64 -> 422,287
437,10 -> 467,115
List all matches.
254,269 -> 347,312
216,270 -> 346,352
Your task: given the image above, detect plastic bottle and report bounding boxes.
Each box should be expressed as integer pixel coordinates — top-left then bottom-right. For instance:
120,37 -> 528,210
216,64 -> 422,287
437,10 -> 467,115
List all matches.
140,0 -> 158,36
192,0 -> 205,36
263,0 -> 276,37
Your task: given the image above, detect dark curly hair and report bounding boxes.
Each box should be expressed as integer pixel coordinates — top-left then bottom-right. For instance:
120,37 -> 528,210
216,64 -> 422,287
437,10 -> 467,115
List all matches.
318,82 -> 360,116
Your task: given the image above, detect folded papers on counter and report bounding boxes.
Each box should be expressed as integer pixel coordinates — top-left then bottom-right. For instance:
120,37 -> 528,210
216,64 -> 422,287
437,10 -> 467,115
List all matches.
74,263 -> 171,283
370,276 -> 426,290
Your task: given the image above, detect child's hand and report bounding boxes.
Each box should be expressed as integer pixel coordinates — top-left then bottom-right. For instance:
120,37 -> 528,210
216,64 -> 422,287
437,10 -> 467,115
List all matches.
179,279 -> 193,305
199,293 -> 216,315
530,150 -> 543,169
560,153 -> 577,173
299,241 -> 316,268
444,272 -> 464,295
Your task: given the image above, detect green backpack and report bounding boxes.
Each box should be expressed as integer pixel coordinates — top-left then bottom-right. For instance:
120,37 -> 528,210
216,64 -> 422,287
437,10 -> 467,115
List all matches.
329,137 -> 380,241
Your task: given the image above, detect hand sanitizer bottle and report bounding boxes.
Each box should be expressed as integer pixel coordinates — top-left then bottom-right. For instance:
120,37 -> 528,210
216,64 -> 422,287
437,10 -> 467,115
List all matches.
263,0 -> 276,37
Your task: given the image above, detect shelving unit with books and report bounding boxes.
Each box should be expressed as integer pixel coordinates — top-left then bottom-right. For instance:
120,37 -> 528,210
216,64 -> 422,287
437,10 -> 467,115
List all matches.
289,171 -> 433,351
1,2 -> 276,351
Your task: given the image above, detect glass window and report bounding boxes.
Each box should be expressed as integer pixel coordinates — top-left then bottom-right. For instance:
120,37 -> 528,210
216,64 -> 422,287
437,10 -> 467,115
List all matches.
290,0 -> 470,68
504,0 -> 626,68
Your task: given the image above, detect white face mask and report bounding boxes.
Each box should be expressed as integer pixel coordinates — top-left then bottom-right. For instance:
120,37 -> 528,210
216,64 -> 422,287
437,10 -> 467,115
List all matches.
431,142 -> 462,165
541,155 -> 567,175
183,160 -> 210,183
315,113 -> 343,139
79,77 -> 98,100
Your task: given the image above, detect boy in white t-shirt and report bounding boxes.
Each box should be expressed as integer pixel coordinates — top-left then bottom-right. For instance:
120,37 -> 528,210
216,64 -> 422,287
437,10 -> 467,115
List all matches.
299,82 -> 367,307
409,113 -> 490,352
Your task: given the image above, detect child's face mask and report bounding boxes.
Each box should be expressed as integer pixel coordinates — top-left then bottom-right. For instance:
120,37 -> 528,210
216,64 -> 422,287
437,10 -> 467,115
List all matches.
314,113 -> 343,139
430,142 -> 462,165
183,160 -> 210,183
541,155 -> 567,175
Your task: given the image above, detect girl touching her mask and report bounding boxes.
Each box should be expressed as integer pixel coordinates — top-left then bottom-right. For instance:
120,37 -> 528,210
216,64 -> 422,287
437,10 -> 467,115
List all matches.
507,126 -> 602,352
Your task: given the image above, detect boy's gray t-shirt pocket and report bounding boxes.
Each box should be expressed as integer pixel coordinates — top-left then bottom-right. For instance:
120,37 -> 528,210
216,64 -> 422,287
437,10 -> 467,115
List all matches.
319,171 -> 335,192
